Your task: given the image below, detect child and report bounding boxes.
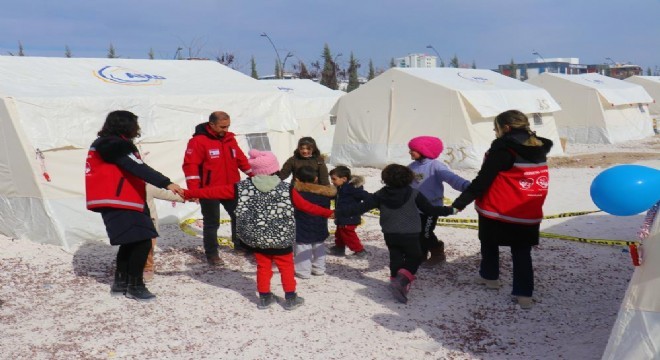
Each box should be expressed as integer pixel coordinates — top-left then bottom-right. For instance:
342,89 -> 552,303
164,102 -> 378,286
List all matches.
328,165 -> 370,257
184,149 -> 333,310
143,183 -> 185,282
279,137 -> 330,186
293,166 -> 336,279
408,136 -> 470,267
335,164 -> 456,304
452,110 -> 553,310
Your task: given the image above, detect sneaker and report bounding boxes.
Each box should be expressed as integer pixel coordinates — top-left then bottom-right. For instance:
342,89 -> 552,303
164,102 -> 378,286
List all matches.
295,273 -> 311,279
517,296 -> 534,310
311,271 -> 325,276
474,276 -> 501,289
352,250 -> 368,258
327,246 -> 346,256
283,295 -> 305,310
206,255 -> 223,266
257,293 -> 275,310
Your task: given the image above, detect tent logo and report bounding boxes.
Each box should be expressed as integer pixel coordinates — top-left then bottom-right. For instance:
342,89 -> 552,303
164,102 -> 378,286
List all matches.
457,72 -> 491,84
94,66 -> 166,86
583,78 -> 605,85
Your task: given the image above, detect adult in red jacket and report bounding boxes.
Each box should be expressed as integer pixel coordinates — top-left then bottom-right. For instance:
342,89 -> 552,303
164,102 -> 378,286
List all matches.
182,111 -> 253,265
86,110 -> 183,301
452,110 -> 553,310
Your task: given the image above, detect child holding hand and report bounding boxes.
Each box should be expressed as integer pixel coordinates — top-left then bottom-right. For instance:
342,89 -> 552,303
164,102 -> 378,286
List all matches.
280,137 -> 330,185
184,150 -> 333,310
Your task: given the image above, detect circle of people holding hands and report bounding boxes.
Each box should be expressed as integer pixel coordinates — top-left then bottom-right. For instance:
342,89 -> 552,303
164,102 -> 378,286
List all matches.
86,109 -> 552,311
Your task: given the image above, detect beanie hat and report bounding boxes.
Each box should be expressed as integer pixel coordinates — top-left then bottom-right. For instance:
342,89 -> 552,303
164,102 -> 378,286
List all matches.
248,149 -> 280,176
408,136 -> 444,159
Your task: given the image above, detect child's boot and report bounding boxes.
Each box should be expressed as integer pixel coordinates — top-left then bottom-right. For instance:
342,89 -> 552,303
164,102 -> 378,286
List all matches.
110,270 -> 128,297
283,293 -> 305,310
126,275 -> 156,302
327,245 -> 346,256
423,243 -> 446,267
389,269 -> 415,304
257,293 -> 276,309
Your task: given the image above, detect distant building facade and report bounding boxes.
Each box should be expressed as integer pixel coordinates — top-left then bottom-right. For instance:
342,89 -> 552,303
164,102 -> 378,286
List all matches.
395,53 -> 437,68
498,58 -> 643,80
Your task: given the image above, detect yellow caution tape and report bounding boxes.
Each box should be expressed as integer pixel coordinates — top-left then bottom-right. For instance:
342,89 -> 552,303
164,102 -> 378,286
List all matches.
179,218 -> 234,248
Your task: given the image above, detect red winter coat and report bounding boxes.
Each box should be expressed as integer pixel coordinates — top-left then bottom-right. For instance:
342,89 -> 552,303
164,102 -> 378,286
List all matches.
182,123 -> 252,190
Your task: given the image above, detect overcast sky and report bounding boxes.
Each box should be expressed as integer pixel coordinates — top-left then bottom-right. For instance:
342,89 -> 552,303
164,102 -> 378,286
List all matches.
1,0 -> 658,76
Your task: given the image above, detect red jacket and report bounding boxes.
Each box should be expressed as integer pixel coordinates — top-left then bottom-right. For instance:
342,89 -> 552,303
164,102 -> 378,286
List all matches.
184,181 -> 333,219
86,142 -> 146,212
182,123 -> 252,190
475,154 -> 549,225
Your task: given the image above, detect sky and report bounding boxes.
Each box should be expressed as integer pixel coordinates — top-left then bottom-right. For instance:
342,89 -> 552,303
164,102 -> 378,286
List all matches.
1,0 -> 658,77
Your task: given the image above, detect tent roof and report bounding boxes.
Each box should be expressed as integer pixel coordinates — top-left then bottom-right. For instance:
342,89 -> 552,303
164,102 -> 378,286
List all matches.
541,73 -> 653,106
395,68 -> 561,117
265,79 -> 345,99
0,56 -> 277,98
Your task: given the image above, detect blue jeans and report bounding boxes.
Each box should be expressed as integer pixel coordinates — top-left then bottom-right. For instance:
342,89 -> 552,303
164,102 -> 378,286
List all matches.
479,240 -> 534,297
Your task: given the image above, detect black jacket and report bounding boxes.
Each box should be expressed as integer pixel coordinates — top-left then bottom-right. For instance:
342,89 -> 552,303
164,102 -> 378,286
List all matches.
333,176 -> 370,225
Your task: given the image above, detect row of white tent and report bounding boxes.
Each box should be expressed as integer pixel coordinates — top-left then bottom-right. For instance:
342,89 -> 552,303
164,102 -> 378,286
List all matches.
0,56 -> 657,249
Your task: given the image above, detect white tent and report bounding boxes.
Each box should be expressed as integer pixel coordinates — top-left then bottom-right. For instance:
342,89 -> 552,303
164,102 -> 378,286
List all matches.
625,76 -> 660,133
0,56 -> 297,250
265,79 -> 344,156
330,68 -> 564,169
527,73 -> 654,144
603,199 -> 660,358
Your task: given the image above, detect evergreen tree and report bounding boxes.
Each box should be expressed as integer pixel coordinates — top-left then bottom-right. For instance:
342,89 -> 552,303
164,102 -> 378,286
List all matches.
148,48 -> 155,60
368,59 -> 375,80
107,43 -> 117,58
389,58 -> 396,68
18,41 -> 25,56
647,67 -> 652,76
250,56 -> 258,79
509,58 -> 518,79
274,60 -> 281,79
320,44 -> 338,90
347,52 -> 360,92
298,61 -> 312,79
450,54 -> 459,68
65,45 -> 72,58
471,60 -> 477,69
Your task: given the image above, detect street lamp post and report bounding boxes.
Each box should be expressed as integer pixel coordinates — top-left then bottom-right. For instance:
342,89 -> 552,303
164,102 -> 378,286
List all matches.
281,52 -> 294,78
173,47 -> 183,60
260,32 -> 283,78
426,45 -> 444,67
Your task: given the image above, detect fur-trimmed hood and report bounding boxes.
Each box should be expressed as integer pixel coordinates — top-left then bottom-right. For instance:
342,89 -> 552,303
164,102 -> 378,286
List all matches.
294,182 -> 337,197
348,175 -> 365,188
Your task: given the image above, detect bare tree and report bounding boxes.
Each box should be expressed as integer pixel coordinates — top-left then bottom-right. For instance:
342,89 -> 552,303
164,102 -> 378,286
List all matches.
177,36 -> 207,59
148,48 -> 155,60
65,45 -> 72,58
18,41 -> 25,56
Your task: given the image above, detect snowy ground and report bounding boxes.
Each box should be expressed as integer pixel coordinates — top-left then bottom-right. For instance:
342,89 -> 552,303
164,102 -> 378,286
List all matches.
0,135 -> 658,359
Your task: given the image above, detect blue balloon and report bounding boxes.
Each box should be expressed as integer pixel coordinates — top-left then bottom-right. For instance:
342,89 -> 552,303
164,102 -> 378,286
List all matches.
590,165 -> 660,216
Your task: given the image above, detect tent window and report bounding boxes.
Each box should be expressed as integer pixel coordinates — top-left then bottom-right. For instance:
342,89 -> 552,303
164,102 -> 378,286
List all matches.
533,113 -> 543,126
329,115 -> 337,125
639,104 -> 645,113
246,133 -> 271,151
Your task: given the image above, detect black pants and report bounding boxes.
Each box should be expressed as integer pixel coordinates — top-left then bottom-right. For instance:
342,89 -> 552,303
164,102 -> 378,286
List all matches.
419,214 -> 443,258
479,240 -> 534,297
200,198 -> 238,257
384,233 -> 423,277
116,239 -> 152,278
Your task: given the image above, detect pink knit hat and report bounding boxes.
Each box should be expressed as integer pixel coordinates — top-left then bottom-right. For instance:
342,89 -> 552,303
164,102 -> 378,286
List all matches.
248,149 -> 280,175
408,136 -> 444,159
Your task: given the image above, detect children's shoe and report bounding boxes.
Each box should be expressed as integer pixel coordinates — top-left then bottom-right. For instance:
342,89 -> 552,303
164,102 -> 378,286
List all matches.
517,296 -> 534,310
206,254 -> 223,266
283,295 -> 305,310
125,276 -> 156,302
421,244 -> 446,267
311,270 -> 325,276
474,276 -> 501,289
352,250 -> 368,258
389,269 -> 415,304
110,271 -> 128,297
295,273 -> 311,279
327,246 -> 346,256
257,293 -> 275,309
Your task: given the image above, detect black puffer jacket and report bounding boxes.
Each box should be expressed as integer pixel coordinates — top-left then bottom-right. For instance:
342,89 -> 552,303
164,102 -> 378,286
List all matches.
294,182 -> 336,244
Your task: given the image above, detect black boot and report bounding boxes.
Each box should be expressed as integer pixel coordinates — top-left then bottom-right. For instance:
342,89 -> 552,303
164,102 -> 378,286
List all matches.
110,271 -> 128,297
126,275 -> 156,301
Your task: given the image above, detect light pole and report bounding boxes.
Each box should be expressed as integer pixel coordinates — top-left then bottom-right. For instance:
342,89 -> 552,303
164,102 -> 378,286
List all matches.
281,52 -> 294,78
173,47 -> 182,60
426,45 -> 444,67
532,50 -> 551,73
260,32 -> 283,78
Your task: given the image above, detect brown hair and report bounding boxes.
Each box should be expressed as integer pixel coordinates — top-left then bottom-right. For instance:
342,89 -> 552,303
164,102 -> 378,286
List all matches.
494,110 -> 543,147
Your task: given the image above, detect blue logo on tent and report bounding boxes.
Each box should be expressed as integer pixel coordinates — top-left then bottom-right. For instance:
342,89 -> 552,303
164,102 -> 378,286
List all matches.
95,66 -> 166,86
457,72 -> 490,84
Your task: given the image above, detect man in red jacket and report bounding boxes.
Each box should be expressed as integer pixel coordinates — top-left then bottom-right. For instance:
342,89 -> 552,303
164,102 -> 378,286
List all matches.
182,111 -> 253,265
